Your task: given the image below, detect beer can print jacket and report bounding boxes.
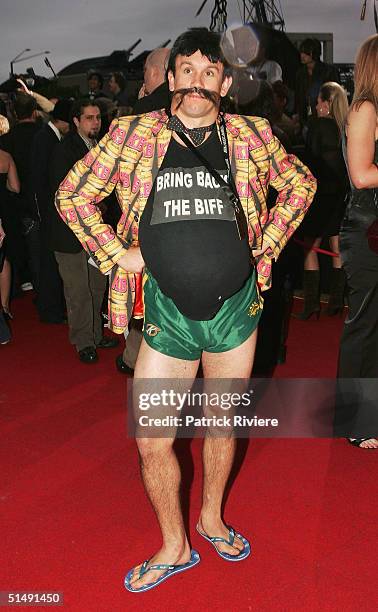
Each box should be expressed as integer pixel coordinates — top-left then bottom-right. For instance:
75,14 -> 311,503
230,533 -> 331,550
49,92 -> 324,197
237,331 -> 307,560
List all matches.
55,110 -> 316,334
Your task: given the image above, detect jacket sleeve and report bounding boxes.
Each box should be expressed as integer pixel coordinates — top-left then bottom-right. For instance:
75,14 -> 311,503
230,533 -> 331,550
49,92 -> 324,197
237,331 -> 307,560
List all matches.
50,141 -> 73,194
55,118 -> 130,274
31,130 -> 51,215
258,119 -> 317,260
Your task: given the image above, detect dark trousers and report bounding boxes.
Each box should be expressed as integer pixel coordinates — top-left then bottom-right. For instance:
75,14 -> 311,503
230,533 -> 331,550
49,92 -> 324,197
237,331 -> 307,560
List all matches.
55,250 -> 107,351
335,227 -> 378,437
338,230 -> 378,377
18,217 -> 41,292
36,223 -> 65,322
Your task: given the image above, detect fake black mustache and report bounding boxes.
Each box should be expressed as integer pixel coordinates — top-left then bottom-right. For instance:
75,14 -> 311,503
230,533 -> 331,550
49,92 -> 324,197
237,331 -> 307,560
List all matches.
172,87 -> 220,108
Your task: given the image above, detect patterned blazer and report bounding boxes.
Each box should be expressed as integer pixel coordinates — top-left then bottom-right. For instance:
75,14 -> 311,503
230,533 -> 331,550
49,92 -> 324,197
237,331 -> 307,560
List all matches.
55,110 -> 316,333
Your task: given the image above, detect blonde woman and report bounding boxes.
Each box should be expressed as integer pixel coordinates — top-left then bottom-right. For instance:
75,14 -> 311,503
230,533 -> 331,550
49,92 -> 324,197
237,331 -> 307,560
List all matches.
294,82 -> 349,319
337,35 -> 378,448
0,114 -> 9,136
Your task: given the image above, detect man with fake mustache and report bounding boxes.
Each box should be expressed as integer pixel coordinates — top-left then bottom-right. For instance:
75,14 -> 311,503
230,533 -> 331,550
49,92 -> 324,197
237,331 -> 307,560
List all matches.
55,29 -> 316,593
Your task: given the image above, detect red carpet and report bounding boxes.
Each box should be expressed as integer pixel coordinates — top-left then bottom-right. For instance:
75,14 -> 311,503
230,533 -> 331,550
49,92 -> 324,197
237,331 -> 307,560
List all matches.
1,294 -> 377,611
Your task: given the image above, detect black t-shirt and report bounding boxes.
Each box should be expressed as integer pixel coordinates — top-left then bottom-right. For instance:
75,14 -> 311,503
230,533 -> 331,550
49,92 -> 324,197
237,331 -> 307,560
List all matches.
139,128 -> 251,320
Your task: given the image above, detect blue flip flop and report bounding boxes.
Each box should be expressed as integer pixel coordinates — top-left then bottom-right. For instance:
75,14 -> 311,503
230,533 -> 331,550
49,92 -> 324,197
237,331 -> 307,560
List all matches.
124,549 -> 200,593
196,524 -> 251,561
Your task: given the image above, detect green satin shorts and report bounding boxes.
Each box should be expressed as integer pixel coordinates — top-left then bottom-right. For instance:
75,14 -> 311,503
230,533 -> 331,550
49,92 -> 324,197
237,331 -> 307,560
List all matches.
142,270 -> 262,361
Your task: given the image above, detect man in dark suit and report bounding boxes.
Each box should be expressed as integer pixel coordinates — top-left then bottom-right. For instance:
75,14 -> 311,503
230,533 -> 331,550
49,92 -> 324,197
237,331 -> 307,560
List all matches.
49,98 -> 118,363
133,47 -> 170,114
295,38 -> 339,127
31,99 -> 72,323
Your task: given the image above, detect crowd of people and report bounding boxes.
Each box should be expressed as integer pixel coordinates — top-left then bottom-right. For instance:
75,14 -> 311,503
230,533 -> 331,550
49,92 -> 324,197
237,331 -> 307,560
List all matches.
0,36 -> 342,349
0,46 -> 170,359
0,30 -> 377,446
1,25 -> 377,593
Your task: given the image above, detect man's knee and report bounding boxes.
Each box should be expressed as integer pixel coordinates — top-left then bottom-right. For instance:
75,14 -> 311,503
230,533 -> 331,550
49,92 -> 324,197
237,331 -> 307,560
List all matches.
136,436 -> 175,460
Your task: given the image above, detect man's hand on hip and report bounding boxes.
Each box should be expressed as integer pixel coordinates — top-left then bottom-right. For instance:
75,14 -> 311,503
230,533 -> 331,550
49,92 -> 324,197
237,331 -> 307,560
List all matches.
117,247 -> 145,273
252,242 -> 271,258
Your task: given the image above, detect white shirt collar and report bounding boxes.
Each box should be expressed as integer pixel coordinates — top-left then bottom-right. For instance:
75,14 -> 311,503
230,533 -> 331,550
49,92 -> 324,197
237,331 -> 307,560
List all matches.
78,131 -> 96,150
48,121 -> 62,141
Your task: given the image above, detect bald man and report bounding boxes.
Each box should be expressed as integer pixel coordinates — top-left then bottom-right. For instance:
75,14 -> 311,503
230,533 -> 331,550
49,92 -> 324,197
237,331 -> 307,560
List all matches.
133,47 -> 170,114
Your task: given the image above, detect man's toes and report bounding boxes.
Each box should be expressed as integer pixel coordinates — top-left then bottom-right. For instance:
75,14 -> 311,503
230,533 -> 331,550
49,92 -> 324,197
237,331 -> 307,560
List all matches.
129,564 -> 143,585
130,573 -> 151,589
220,545 -> 236,555
226,536 -> 244,553
219,536 -> 244,555
235,537 -> 244,551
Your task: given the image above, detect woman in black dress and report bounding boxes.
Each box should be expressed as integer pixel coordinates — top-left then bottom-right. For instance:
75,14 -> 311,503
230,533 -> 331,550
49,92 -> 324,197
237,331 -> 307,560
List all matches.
0,148 -> 20,342
295,82 -> 349,319
337,34 -> 378,449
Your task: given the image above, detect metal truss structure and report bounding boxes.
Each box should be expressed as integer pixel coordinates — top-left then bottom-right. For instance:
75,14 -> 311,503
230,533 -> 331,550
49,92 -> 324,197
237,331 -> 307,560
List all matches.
196,0 -> 285,31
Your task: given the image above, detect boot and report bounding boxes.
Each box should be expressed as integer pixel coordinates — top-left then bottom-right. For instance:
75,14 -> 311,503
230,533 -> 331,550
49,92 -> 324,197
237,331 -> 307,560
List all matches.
326,268 -> 346,316
293,270 -> 321,320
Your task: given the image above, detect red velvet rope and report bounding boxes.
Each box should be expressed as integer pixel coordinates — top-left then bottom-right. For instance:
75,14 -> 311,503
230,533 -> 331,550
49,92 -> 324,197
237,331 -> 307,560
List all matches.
294,238 -> 339,258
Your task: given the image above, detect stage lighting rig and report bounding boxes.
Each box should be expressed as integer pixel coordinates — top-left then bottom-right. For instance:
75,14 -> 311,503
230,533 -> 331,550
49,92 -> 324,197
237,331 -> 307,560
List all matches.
195,1 -> 285,31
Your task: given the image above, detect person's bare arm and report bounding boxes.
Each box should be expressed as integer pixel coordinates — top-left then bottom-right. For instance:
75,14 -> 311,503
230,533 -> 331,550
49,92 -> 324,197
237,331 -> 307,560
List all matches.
16,78 -> 55,113
347,101 -> 378,189
5,153 -> 20,193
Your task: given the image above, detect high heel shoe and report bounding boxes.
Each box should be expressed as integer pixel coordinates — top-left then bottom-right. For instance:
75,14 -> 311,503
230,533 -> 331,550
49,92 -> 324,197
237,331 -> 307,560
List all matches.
348,437 -> 378,449
2,306 -> 13,321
